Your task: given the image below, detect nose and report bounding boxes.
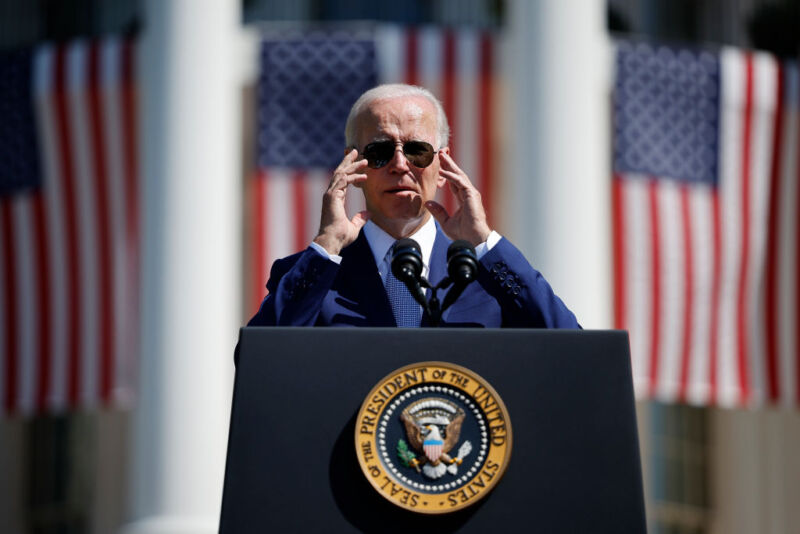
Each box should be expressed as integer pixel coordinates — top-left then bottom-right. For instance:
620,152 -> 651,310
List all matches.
386,144 -> 411,173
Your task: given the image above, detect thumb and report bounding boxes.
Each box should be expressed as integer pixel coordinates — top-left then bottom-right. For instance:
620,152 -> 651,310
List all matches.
351,210 -> 371,230
425,201 -> 449,225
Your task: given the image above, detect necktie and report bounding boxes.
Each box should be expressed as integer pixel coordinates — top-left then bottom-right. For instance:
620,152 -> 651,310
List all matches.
384,245 -> 423,328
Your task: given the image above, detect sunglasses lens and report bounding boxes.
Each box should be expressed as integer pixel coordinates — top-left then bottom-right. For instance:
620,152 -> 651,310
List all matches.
403,141 -> 435,168
363,142 -> 394,169
362,141 -> 436,169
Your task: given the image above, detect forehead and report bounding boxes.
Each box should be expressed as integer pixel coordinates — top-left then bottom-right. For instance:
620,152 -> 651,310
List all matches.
355,95 -> 438,145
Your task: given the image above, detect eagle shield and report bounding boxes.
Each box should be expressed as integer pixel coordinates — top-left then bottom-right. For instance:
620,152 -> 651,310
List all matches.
423,428 -> 445,463
400,397 -> 467,477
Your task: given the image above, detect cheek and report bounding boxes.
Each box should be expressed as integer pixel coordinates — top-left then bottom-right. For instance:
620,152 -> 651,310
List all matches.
427,168 -> 445,189
358,174 -> 379,192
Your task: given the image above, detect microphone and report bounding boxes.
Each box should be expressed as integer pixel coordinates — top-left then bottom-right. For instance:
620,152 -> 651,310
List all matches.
447,240 -> 479,284
441,241 -> 479,311
391,239 -> 429,310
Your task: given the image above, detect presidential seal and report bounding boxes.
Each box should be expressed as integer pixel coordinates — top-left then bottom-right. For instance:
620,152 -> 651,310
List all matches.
355,361 -> 512,514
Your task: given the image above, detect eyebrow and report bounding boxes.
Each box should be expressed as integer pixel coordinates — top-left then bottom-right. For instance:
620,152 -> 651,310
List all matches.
366,137 -> 433,144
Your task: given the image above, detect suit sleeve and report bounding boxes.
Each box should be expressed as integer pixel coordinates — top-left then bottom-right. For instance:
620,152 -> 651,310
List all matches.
247,247 -> 340,326
477,237 -> 581,328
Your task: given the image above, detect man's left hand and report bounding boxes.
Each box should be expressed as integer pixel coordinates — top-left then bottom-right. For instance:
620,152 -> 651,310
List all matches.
425,151 -> 492,246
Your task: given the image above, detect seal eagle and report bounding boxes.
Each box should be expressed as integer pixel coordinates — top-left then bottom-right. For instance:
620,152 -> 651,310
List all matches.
400,398 -> 467,478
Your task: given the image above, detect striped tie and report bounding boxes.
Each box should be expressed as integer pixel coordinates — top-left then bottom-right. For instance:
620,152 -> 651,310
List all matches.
385,245 -> 423,328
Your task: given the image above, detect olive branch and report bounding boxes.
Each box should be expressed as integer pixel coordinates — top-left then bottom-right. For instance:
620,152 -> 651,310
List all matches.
396,439 -> 416,467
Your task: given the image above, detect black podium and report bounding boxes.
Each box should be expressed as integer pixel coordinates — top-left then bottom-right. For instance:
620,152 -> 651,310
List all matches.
220,328 -> 646,533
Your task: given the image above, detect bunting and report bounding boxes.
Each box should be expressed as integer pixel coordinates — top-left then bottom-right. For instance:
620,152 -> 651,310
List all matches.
612,42 -> 800,407
0,38 -> 140,416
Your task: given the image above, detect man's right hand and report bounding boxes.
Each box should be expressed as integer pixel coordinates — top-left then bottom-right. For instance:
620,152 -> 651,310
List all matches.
313,149 -> 371,256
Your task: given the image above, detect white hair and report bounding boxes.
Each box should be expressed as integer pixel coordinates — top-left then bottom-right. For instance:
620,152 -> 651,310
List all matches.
344,83 -> 450,149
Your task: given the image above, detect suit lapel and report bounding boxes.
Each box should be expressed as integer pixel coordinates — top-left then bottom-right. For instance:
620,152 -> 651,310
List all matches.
339,230 -> 396,326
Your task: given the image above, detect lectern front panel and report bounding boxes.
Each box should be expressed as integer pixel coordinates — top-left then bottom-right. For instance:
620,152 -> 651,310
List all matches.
220,328 -> 645,533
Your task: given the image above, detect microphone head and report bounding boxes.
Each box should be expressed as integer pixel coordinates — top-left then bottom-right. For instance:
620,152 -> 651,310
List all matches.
447,240 -> 475,260
446,240 -> 478,284
391,238 -> 423,281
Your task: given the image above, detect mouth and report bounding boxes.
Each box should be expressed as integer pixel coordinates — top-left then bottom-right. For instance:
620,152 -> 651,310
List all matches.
385,186 -> 418,195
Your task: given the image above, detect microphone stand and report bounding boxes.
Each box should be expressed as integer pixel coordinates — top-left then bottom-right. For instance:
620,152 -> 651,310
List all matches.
426,278 -> 442,327
416,275 -> 462,327
392,238 -> 477,328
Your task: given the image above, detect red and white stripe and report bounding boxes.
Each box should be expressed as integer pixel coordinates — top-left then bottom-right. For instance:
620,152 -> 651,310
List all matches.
0,38 -> 139,417
423,441 -> 444,463
249,168 -> 332,313
249,27 -> 500,313
613,48 -> 800,408
766,60 -> 800,407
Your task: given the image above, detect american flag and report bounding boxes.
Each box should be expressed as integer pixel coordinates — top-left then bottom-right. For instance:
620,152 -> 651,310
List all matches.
0,38 -> 139,416
249,26 -> 499,314
612,41 -> 800,408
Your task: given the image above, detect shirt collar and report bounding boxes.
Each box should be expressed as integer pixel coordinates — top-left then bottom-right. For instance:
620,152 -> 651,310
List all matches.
363,217 -> 437,280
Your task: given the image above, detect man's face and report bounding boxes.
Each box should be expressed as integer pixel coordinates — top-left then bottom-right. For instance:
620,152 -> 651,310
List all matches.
353,95 -> 447,238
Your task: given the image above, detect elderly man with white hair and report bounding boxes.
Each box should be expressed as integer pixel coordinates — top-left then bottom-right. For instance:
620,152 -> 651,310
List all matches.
248,83 -> 579,329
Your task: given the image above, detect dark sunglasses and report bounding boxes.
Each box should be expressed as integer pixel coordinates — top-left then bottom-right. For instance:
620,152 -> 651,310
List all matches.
361,140 -> 438,169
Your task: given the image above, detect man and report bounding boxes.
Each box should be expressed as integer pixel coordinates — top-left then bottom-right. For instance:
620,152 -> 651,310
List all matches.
248,84 -> 579,328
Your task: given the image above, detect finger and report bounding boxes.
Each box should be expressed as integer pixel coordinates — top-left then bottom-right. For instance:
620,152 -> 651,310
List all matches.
343,172 -> 368,183
331,156 -> 368,187
425,201 -> 450,225
351,210 -> 371,230
344,173 -> 368,187
439,169 -> 471,191
448,180 -> 461,202
333,149 -> 360,173
343,158 -> 369,174
342,148 -> 359,164
439,151 -> 468,176
331,172 -> 368,191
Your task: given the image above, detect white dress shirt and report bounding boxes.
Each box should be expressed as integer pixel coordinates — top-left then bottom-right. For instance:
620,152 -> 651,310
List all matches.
309,217 -> 501,286
363,218 -> 437,284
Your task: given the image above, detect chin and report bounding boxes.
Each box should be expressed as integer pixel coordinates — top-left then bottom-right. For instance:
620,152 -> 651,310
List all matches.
386,201 -> 424,220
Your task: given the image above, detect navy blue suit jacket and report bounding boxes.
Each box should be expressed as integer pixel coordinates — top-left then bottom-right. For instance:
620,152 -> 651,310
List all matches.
248,227 -> 579,329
